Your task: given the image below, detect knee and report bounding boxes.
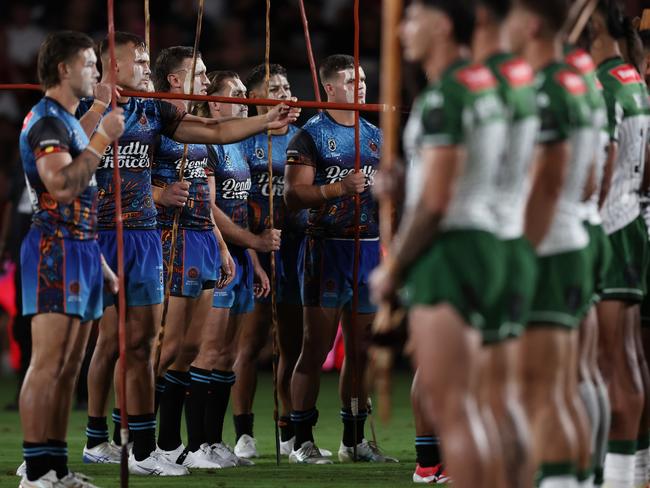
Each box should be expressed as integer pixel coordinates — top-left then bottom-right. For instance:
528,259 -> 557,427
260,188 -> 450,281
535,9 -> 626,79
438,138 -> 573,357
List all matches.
127,332 -> 154,363
236,344 -> 260,366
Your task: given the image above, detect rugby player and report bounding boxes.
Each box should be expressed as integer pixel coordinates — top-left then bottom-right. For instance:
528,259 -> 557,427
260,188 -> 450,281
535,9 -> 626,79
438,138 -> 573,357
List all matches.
372,1 -> 507,486
18,31 -> 124,487
590,2 -> 650,487
150,46 -> 235,469
80,32 -> 298,476
285,54 -> 396,464
230,63 -> 313,458
187,70 -> 279,466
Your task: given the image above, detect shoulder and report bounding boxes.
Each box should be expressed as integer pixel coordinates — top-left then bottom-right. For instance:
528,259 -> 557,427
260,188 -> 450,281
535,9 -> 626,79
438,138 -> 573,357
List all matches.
489,54 -> 535,90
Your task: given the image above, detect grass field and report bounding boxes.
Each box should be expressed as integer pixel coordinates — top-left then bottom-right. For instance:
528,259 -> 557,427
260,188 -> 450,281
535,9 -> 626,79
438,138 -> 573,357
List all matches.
0,371 -> 431,488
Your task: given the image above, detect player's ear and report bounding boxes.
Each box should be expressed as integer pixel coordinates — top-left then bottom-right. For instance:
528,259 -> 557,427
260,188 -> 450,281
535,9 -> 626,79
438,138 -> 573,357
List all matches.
209,100 -> 220,116
323,82 -> 335,98
167,72 -> 181,90
57,61 -> 70,81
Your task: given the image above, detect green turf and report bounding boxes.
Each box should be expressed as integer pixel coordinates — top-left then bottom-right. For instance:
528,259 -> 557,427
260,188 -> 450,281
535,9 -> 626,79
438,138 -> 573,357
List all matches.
0,371 -> 434,487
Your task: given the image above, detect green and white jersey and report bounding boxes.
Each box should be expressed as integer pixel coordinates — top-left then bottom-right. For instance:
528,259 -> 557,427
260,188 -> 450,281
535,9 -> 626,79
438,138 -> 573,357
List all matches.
411,59 -> 507,233
536,62 -> 594,256
484,53 -> 539,240
403,97 -> 426,210
565,47 -> 609,226
597,56 -> 650,234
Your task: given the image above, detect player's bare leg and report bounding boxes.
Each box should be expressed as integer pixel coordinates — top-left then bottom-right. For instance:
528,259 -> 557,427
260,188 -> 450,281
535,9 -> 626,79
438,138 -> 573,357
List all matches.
521,327 -> 578,479
598,301 -> 645,487
410,305 -> 489,488
480,340 -> 532,488
566,328 -> 595,485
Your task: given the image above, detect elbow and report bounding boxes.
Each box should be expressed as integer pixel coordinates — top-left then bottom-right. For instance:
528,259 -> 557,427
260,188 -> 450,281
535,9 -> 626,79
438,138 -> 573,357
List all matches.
50,189 -> 76,205
284,188 -> 302,211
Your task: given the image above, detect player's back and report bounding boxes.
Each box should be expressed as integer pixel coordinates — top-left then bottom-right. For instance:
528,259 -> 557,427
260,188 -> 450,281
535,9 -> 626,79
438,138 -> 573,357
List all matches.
535,62 -> 594,256
597,57 -> 650,233
20,97 -> 95,240
484,53 -> 539,240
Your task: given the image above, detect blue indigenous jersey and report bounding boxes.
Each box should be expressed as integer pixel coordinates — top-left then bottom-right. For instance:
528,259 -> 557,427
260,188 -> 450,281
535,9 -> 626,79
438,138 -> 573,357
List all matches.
78,97 -> 185,230
286,112 -> 382,238
20,97 -> 96,240
207,142 -> 251,229
152,137 -> 212,230
244,125 -> 307,234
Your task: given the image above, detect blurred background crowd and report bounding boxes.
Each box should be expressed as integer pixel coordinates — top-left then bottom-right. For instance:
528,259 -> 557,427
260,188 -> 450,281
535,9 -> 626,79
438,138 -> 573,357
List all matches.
0,0 -> 645,408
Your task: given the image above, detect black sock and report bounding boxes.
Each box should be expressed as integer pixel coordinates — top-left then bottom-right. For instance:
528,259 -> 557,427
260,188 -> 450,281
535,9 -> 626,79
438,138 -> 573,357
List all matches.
86,416 -> 109,449
291,408 -> 318,448
234,413 -> 254,440
186,367 -> 212,451
341,408 -> 368,447
128,414 -> 156,461
279,415 -> 294,442
415,435 -> 440,467
155,376 -> 167,415
112,408 -> 122,446
157,370 -> 189,451
23,441 -> 49,481
204,369 -> 235,446
47,439 -> 68,479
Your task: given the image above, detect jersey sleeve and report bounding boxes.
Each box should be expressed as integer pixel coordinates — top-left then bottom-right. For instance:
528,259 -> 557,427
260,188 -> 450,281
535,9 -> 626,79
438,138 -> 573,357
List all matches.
420,87 -> 463,147
27,117 -> 73,160
158,100 -> 187,138
536,84 -> 570,144
205,144 -> 222,177
286,129 -> 318,167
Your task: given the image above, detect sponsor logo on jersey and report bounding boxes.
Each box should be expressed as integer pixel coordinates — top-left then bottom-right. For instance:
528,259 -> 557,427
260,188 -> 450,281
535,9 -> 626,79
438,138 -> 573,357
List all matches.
187,267 -> 199,280
565,49 -> 595,75
324,164 -> 377,186
221,177 -> 252,200
609,64 -> 643,85
369,141 -> 378,152
555,70 -> 587,95
176,157 -> 208,179
499,59 -> 534,87
456,65 -> 497,91
99,141 -> 151,171
256,173 -> 284,197
255,147 -> 265,159
328,138 -> 337,152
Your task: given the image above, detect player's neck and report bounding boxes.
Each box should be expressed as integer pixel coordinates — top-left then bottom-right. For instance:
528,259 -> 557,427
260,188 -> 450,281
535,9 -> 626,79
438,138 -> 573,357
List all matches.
590,36 -> 621,66
522,37 -> 563,72
44,86 -> 79,115
326,108 -> 356,127
472,24 -> 503,63
423,43 -> 463,82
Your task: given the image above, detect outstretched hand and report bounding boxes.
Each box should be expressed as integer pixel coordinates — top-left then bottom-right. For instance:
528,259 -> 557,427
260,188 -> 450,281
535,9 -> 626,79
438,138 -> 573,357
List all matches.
265,100 -> 301,130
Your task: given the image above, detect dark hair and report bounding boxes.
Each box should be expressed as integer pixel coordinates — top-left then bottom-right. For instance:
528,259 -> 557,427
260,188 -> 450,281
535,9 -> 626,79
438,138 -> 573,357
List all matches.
193,70 -> 241,117
477,0 -> 511,22
152,46 -> 201,92
515,0 -> 569,33
417,0 -> 476,44
596,0 -> 629,39
37,30 -> 95,89
319,54 -> 355,83
99,31 -> 145,59
244,63 -> 288,93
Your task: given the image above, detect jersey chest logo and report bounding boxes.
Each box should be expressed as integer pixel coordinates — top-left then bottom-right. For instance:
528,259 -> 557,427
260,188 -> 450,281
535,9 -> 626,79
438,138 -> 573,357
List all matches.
555,70 -> 587,95
255,147 -> 265,159
609,65 -> 643,85
456,65 -> 497,92
565,50 -> 595,75
499,59 -> 534,87
328,138 -> 337,152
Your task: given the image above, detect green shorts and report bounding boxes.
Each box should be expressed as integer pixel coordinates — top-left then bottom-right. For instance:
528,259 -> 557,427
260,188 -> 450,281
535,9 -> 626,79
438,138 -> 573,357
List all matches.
482,237 -> 538,344
600,216 -> 649,303
529,247 -> 590,329
402,230 -> 505,330
579,222 -> 613,316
